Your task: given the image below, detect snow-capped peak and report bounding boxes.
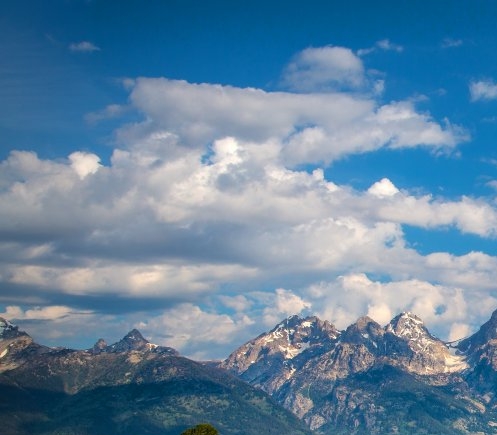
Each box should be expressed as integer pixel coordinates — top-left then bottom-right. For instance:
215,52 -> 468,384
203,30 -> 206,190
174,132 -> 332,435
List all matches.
386,312 -> 429,340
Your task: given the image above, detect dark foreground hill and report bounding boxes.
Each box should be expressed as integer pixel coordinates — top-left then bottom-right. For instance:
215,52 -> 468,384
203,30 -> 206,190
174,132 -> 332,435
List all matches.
0,318 -> 311,435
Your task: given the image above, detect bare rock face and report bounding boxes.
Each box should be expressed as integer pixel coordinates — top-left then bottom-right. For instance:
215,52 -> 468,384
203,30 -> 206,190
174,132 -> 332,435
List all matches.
90,338 -> 108,354
456,309 -> 497,390
384,312 -> 468,375
220,315 -> 339,394
221,311 -> 477,433
0,317 -> 49,372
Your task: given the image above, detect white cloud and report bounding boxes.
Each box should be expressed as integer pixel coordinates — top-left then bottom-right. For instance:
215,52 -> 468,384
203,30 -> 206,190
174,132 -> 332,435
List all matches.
0,305 -> 79,320
8,263 -> 257,297
69,151 -> 101,179
448,322 -> 470,342
366,302 -> 392,325
124,77 -> 464,166
470,80 -> 497,101
69,41 -> 100,52
369,193 -> 497,237
0,45 -> 495,358
219,295 -> 253,312
136,304 -> 255,359
305,273 -> 481,341
281,45 -> 365,92
358,39 -> 404,56
376,39 -> 404,52
486,180 -> 497,191
368,178 -> 400,198
262,288 -> 311,326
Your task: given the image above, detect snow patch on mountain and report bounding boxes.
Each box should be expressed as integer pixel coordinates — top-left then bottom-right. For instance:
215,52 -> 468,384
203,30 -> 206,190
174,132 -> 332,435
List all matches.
444,353 -> 469,372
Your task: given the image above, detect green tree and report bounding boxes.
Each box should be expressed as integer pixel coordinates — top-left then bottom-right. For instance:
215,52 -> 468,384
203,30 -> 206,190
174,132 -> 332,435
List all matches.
181,423 -> 218,435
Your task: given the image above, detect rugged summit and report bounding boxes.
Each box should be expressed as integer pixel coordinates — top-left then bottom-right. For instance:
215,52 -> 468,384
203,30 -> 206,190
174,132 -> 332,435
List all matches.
384,312 -> 467,374
222,315 -> 338,394
0,317 -> 49,372
222,311 -> 497,434
91,328 -> 177,355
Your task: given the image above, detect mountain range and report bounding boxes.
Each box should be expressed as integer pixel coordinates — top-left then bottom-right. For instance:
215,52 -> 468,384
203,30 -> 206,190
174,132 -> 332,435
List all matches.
221,311 -> 497,434
0,317 -> 310,435
3,310 -> 497,434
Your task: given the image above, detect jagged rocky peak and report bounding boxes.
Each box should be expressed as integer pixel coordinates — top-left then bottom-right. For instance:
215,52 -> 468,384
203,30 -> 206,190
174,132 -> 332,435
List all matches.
386,312 -> 442,350
90,338 -> 108,354
387,312 -> 429,338
108,329 -> 152,352
221,315 -> 340,377
123,328 -> 148,343
0,317 -> 28,340
342,316 -> 384,344
457,308 -> 497,354
270,314 -> 340,344
385,311 -> 444,350
0,317 -> 15,335
105,329 -> 178,356
384,312 -> 468,374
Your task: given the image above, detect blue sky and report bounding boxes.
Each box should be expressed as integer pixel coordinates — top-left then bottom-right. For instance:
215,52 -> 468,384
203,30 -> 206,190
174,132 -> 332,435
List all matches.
3,0 -> 497,359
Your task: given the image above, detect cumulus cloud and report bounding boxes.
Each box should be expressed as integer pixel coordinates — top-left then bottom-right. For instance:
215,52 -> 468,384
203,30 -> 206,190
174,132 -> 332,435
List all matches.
470,79 -> 497,101
0,305 -> 78,320
69,41 -> 100,52
305,273 -> 481,341
281,45 -> 365,92
136,304 -> 255,359
124,77 -> 464,165
219,295 -> 253,312
0,45 -> 494,358
69,151 -> 101,179
262,288 -> 312,326
368,178 -> 400,198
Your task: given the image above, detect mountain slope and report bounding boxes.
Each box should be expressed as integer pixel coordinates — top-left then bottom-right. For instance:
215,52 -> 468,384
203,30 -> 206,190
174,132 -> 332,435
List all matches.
0,320 -> 311,435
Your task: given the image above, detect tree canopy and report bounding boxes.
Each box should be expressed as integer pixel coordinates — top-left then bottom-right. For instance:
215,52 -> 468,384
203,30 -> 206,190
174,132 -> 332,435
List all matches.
181,423 -> 218,435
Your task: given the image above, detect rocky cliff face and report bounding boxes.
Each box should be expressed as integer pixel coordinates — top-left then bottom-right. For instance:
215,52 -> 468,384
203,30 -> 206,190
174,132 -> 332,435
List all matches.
0,317 -> 50,372
221,311 -> 497,434
222,315 -> 339,394
455,309 -> 497,392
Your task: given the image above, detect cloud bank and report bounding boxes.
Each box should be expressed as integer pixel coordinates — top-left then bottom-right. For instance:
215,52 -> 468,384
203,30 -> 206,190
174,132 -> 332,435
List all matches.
0,45 -> 493,358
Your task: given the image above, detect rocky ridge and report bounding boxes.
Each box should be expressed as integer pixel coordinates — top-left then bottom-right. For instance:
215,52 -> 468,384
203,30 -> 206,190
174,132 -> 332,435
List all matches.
0,319 -> 310,435
5,311 -> 497,434
221,310 -> 497,434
